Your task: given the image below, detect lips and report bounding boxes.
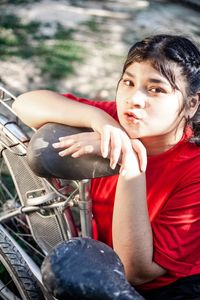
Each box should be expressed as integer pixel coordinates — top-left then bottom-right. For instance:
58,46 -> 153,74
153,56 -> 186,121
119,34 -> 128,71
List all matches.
123,111 -> 141,122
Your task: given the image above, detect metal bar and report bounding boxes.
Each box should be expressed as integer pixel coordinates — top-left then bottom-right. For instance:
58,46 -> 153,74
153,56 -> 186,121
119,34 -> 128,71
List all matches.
78,179 -> 92,237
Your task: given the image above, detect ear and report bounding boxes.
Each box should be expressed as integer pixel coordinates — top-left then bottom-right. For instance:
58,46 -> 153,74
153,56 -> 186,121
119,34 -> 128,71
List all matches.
188,93 -> 200,118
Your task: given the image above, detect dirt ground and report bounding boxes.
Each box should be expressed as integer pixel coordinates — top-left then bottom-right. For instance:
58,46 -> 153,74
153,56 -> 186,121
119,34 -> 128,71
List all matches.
1,0 -> 200,100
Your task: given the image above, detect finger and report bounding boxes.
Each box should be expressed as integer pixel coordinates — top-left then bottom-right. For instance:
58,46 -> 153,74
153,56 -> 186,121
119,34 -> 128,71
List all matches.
58,143 -> 81,157
52,139 -> 75,149
59,132 -> 96,142
109,131 -> 122,169
59,134 -> 81,141
117,134 -> 132,173
119,149 -> 128,176
72,145 -> 95,158
101,126 -> 110,158
119,166 -> 127,177
131,140 -> 147,172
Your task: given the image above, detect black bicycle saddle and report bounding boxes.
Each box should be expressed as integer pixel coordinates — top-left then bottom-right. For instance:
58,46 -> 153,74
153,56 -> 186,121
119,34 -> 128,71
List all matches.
41,237 -> 144,300
27,123 -> 119,180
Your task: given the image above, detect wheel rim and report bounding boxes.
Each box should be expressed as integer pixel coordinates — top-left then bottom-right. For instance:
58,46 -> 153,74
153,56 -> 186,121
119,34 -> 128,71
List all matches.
0,257 -> 22,300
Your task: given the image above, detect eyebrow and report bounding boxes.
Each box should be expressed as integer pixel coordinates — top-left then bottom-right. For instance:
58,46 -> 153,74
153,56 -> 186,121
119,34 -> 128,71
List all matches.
124,71 -> 170,86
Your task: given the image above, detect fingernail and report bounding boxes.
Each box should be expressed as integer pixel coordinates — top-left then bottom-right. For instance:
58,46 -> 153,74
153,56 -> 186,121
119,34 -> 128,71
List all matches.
52,143 -> 59,148
58,151 -> 65,157
141,164 -> 146,173
102,152 -> 107,158
111,163 -> 116,170
121,169 -> 127,176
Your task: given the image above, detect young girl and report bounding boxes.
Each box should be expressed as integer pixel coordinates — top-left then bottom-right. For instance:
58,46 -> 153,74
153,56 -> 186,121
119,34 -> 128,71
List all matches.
13,34 -> 200,299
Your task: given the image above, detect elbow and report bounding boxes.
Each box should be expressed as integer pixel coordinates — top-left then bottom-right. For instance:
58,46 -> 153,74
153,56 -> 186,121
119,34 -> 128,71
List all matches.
12,95 -> 27,122
126,271 -> 153,286
12,95 -> 24,117
123,263 -> 166,286
114,252 -> 154,285
12,95 -> 36,128
125,266 -> 153,286
13,90 -> 40,114
12,92 -> 32,115
12,91 -> 48,128
12,96 -> 20,114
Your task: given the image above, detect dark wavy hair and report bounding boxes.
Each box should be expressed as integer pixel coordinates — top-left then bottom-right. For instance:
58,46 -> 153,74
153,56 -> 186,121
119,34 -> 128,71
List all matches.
121,34 -> 200,144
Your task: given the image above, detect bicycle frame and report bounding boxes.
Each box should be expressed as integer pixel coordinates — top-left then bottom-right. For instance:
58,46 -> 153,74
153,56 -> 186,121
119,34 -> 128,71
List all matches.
0,86 -> 93,299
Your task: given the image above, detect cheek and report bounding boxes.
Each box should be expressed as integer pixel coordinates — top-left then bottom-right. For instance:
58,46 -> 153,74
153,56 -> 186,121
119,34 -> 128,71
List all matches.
116,103 -> 127,126
151,98 -> 182,117
116,85 -> 129,101
116,92 -> 123,106
149,103 -> 185,129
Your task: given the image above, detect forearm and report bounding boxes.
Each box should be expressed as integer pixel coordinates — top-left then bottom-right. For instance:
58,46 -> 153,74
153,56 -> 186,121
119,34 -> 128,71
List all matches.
113,167 -> 166,285
12,90 -> 116,130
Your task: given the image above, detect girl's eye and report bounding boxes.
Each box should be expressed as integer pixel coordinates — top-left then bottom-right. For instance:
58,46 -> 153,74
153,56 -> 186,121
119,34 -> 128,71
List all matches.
149,87 -> 165,93
122,79 -> 134,87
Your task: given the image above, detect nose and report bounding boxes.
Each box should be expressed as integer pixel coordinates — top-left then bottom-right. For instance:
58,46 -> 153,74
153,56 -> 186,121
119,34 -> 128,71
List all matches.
126,90 -> 146,108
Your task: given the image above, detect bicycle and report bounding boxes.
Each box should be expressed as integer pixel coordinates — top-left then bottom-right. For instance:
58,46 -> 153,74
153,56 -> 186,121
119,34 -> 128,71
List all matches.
0,86 -> 118,300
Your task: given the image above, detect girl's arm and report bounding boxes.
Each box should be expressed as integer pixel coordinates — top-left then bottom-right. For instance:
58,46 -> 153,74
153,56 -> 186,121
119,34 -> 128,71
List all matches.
12,90 -> 117,131
112,143 -> 166,286
13,90 -> 137,170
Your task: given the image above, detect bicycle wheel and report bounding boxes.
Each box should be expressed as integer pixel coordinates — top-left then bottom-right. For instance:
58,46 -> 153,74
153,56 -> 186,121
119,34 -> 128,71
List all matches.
0,157 -> 45,299
0,225 -> 45,300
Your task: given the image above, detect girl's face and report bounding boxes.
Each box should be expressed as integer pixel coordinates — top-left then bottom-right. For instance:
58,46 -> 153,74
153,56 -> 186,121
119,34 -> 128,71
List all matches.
116,61 -> 191,153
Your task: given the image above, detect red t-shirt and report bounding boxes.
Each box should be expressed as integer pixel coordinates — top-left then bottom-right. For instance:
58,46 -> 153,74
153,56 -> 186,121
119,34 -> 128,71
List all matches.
63,94 -> 200,290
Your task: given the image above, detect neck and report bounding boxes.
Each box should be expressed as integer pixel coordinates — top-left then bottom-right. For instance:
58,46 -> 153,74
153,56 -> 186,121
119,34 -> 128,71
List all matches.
141,127 -> 184,156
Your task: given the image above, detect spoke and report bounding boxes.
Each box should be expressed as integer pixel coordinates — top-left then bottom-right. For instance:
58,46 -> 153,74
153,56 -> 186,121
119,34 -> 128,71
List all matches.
0,279 -> 21,300
13,217 -> 29,230
0,279 -> 12,292
5,225 -> 45,259
0,179 -> 14,200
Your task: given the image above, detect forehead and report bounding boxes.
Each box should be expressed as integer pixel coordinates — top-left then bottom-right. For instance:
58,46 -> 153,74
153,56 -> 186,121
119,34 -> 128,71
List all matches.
125,61 -> 170,82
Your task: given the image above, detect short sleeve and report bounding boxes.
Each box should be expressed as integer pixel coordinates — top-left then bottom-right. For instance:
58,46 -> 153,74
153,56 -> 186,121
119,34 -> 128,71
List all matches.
152,178 -> 200,276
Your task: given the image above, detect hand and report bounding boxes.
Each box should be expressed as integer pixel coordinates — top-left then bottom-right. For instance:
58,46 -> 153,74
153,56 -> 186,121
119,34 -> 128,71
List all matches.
118,139 -> 147,177
100,125 -> 147,174
52,132 -> 101,158
130,139 -> 147,173
52,127 -> 147,174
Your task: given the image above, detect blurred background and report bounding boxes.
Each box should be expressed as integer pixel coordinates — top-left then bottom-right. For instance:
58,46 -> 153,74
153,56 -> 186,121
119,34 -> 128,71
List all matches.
0,0 -> 200,100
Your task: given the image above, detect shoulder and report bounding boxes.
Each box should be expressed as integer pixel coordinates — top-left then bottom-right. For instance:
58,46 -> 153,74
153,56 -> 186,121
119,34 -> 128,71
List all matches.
178,140 -> 200,167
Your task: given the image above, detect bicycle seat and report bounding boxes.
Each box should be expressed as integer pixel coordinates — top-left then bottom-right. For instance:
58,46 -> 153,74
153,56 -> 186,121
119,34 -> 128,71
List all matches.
27,123 -> 119,180
41,237 -> 144,300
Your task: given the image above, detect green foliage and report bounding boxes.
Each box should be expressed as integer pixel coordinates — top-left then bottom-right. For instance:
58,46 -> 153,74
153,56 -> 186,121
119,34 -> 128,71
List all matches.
0,14 -> 85,81
38,40 -> 84,79
82,18 -> 101,32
